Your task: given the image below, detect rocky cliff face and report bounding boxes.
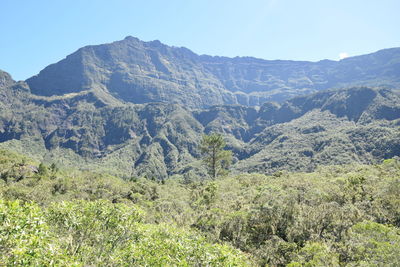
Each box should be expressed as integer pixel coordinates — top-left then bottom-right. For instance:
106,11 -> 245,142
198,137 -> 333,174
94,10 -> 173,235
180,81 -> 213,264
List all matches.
26,37 -> 400,108
1,83 -> 399,178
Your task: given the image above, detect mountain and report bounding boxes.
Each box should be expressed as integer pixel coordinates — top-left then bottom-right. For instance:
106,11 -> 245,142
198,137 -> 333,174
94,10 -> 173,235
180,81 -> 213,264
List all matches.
1,38 -> 400,178
199,86 -> 400,173
1,74 -> 399,178
0,70 -> 15,89
26,37 -> 400,108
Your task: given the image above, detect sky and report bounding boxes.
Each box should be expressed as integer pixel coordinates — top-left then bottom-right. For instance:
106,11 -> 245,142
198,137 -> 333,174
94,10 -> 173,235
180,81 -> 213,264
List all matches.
1,0 -> 399,81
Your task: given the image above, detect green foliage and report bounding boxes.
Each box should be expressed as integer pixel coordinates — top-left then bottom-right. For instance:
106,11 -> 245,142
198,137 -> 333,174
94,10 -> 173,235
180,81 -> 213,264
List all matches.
46,200 -> 144,265
0,199 -> 250,266
200,133 -> 232,179
288,242 -> 339,267
114,223 -> 251,266
1,149 -> 400,266
150,159 -> 400,266
340,221 -> 400,266
37,163 -> 48,176
0,200 -> 74,266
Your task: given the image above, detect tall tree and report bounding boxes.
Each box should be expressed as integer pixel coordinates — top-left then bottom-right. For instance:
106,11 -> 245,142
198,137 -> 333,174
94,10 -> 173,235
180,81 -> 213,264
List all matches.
200,133 -> 232,179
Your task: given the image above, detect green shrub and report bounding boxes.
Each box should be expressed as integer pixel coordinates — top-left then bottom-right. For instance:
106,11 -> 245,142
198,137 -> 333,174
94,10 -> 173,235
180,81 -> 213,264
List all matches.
0,200 -> 74,266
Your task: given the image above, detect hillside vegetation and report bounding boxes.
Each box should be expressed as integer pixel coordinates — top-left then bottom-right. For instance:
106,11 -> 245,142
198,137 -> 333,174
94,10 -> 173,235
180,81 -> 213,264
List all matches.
1,150 -> 399,266
1,81 -> 399,179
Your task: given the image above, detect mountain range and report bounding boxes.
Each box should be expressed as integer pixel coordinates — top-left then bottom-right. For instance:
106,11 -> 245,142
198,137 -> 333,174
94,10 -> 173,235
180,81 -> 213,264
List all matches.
26,36 -> 400,108
0,37 -> 399,179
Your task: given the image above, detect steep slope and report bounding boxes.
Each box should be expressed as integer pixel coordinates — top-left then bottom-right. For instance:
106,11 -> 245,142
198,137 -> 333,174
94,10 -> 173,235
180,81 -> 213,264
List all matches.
200,47 -> 400,105
26,37 -> 400,108
197,87 -> 400,173
26,37 -> 234,108
0,82 -> 399,178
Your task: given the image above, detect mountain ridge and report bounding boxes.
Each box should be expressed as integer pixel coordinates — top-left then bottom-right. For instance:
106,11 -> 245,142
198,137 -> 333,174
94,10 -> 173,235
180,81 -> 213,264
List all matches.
25,37 -> 400,108
0,82 -> 398,179
1,37 -> 399,179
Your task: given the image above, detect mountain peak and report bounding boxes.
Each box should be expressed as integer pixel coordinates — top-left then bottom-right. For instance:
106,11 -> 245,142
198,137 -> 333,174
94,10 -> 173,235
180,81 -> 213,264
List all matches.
25,37 -> 400,108
0,70 -> 15,89
123,35 -> 139,41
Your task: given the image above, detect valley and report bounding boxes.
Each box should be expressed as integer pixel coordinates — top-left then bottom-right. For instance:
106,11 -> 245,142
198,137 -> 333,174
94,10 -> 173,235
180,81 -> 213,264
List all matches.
1,36 -> 399,266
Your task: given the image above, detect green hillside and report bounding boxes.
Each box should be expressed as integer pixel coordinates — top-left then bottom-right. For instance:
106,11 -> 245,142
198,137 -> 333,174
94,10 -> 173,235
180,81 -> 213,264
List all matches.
0,80 -> 399,179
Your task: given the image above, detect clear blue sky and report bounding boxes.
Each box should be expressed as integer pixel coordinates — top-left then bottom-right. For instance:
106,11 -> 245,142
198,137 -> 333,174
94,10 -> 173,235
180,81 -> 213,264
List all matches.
1,0 -> 399,81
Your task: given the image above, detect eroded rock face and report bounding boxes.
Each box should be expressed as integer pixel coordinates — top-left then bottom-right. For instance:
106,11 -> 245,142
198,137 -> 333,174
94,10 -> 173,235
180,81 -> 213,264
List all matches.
26,37 -> 400,108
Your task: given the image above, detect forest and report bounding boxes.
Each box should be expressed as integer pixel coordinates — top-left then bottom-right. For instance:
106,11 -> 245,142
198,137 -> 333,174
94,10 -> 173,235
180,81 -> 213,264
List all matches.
1,149 -> 399,266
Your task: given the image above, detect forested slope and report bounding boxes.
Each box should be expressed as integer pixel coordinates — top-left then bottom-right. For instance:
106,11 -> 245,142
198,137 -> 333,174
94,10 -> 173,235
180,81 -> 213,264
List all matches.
1,79 -> 399,179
